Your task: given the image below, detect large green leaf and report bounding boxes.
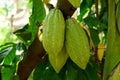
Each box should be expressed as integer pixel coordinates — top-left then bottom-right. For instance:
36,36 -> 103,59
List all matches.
65,60 -> 79,80
100,0 -> 108,26
33,60 -> 47,80
90,29 -> 100,47
65,59 -> 88,80
65,59 -> 100,80
12,75 -> 20,80
0,46 -> 13,63
33,61 -> 46,80
1,66 -> 16,80
84,16 -> 107,32
77,0 -> 89,21
86,64 -> 100,80
13,43 -> 27,63
14,24 -> 31,43
103,0 -> 120,80
116,2 -> 120,34
108,63 -> 120,80
0,43 -> 15,63
42,66 -> 61,80
2,45 -> 16,65
29,0 -> 46,43
86,0 -> 94,7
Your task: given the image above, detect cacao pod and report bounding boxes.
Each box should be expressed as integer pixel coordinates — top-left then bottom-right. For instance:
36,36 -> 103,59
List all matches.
65,18 -> 90,69
49,47 -> 69,73
68,0 -> 81,8
42,9 -> 65,55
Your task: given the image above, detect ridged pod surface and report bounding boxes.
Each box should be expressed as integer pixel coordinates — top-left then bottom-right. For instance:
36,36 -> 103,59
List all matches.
68,0 -> 80,8
66,18 -> 90,69
42,9 -> 65,55
49,47 -> 69,73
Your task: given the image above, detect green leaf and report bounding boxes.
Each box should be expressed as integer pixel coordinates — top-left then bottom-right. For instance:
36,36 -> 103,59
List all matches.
42,66 -> 61,80
90,29 -> 100,47
13,24 -> 29,34
14,24 -> 32,43
89,55 -> 103,74
1,66 -> 15,80
0,42 -> 14,50
33,59 -> 48,80
0,46 -> 13,63
84,16 -> 107,31
65,59 -> 87,80
103,33 -> 120,80
103,0 -> 120,80
100,0 -> 106,17
108,63 -> 120,80
33,57 -> 61,80
2,45 -> 16,65
13,43 -> 27,63
77,0 -> 89,21
116,2 -> 120,34
115,0 -> 119,4
65,61 -> 78,80
86,64 -> 100,80
15,32 -> 32,43
13,75 -> 20,80
16,43 -> 27,52
29,0 -> 46,43
86,0 -> 94,7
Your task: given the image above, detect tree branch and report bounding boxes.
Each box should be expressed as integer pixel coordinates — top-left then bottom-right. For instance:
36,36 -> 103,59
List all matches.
17,31 -> 45,80
57,0 -> 76,19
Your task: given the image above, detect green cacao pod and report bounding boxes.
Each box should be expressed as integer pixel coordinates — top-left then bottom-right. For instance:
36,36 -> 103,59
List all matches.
49,47 -> 69,73
42,9 -> 65,55
66,18 -> 90,69
68,0 -> 81,8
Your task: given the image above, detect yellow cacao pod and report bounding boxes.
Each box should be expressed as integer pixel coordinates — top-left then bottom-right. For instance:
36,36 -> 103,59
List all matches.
49,47 -> 69,73
66,18 -> 90,69
68,0 -> 81,8
42,9 -> 65,55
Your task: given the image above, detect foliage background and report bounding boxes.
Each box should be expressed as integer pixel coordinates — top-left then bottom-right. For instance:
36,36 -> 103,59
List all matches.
0,0 -> 120,80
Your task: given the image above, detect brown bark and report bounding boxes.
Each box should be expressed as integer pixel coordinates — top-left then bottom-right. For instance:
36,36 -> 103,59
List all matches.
17,33 -> 45,80
17,0 -> 76,80
57,0 -> 76,19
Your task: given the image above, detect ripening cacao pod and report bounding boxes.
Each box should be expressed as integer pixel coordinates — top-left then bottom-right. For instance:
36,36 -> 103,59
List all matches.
49,47 -> 69,73
65,18 -> 90,69
42,9 -> 65,55
68,0 -> 81,8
